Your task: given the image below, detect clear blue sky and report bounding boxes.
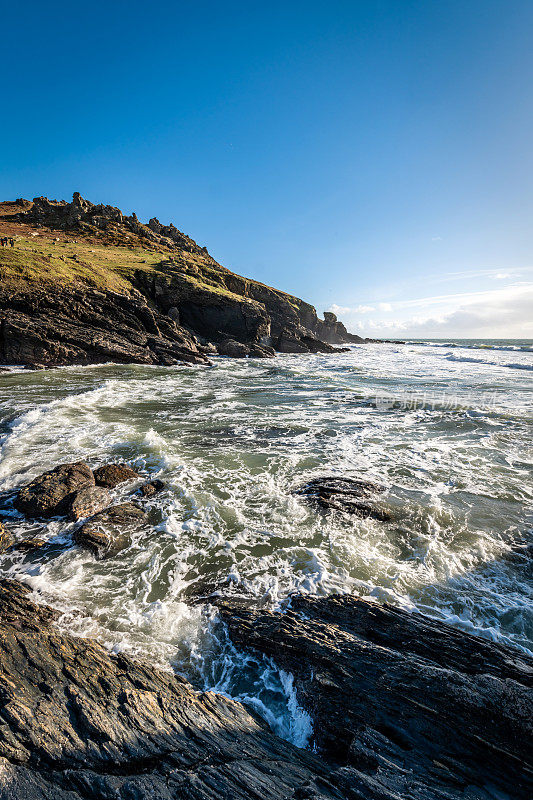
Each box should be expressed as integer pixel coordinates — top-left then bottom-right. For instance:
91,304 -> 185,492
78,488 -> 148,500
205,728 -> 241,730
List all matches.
2,1 -> 532,337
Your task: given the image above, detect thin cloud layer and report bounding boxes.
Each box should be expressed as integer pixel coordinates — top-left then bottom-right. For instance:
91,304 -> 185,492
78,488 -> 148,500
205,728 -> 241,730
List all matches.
330,283 -> 533,338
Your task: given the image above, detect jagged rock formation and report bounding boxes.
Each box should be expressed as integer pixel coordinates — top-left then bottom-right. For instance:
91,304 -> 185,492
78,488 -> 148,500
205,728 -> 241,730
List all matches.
0,580 -> 386,800
0,194 -> 367,367
0,283 -> 208,368
218,594 -> 533,800
0,580 -> 530,799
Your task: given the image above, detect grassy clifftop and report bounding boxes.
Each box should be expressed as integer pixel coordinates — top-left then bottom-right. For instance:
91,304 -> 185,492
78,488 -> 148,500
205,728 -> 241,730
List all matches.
0,199 -> 301,312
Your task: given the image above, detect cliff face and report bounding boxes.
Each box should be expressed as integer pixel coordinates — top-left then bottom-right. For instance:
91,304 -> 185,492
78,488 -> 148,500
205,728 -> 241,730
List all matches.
0,194 -> 364,367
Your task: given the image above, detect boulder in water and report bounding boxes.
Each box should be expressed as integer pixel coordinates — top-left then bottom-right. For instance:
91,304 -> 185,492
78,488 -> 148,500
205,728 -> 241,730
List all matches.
67,486 -> 111,521
15,461 -> 95,518
139,479 -> 166,498
217,339 -> 250,357
74,501 -> 147,558
93,462 -> 139,488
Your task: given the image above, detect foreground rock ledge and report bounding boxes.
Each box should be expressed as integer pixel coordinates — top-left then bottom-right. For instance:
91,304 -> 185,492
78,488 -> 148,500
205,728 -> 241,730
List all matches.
218,593 -> 533,800
0,581 -> 377,800
0,581 -> 531,800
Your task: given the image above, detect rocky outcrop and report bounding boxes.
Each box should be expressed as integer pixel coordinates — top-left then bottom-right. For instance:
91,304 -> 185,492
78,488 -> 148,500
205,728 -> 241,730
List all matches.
74,501 -> 148,558
0,580 -> 385,800
292,476 -> 391,521
15,461 -> 95,518
0,194 -> 375,366
219,594 -> 533,800
139,478 -> 166,497
68,486 -> 111,521
17,193 -> 209,256
0,283 -> 207,368
0,580 -> 530,800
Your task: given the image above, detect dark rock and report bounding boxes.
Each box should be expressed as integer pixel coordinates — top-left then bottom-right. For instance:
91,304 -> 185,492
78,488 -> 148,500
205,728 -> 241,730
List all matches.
219,593 -> 533,800
293,477 -> 391,521
67,486 -> 111,521
93,462 -> 139,488
74,502 -> 147,558
0,579 -> 383,800
139,479 -> 166,497
275,329 -> 311,353
216,338 -> 250,357
248,343 -> 276,358
0,284 -> 207,368
15,461 -> 95,518
0,522 -> 13,551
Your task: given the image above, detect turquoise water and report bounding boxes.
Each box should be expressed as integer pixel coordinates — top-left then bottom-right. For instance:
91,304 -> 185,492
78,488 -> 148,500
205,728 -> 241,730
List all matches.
0,338 -> 531,741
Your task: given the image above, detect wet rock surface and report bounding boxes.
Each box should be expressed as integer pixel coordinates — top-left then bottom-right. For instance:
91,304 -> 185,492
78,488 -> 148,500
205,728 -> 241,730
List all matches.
93,462 -> 139,488
67,485 -> 111,521
15,461 -> 95,518
293,476 -> 391,521
74,501 -> 148,558
0,522 -> 13,552
0,580 -> 380,800
219,593 -> 533,800
139,478 -> 166,497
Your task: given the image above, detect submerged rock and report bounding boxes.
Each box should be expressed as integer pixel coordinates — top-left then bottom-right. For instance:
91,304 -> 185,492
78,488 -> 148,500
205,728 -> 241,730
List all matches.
292,476 -> 391,521
93,462 -> 139,488
67,486 -> 111,521
15,461 -> 95,518
74,501 -> 147,558
219,593 -> 533,800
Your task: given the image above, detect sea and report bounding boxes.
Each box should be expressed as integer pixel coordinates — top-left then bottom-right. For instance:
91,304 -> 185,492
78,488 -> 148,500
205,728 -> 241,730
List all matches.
0,337 -> 531,746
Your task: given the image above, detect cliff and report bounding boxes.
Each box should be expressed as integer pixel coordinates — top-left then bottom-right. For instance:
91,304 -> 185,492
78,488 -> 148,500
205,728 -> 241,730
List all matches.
0,195 -> 364,368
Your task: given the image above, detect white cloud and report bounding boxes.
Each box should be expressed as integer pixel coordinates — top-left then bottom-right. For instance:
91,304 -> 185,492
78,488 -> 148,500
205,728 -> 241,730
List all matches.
328,283 -> 533,338
431,236 -> 442,241
378,302 -> 392,312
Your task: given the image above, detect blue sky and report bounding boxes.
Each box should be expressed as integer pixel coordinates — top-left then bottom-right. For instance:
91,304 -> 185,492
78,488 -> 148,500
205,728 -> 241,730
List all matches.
2,1 -> 532,337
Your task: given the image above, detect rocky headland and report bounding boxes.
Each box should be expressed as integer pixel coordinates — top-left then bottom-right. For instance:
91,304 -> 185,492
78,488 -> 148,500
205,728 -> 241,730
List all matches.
0,194 -> 372,368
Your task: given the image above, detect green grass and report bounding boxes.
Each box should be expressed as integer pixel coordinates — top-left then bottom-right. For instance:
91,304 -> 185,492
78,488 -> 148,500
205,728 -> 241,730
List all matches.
0,234 -> 305,316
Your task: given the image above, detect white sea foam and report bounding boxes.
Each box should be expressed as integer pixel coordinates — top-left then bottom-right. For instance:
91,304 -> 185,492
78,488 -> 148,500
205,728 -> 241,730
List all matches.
0,341 -> 532,740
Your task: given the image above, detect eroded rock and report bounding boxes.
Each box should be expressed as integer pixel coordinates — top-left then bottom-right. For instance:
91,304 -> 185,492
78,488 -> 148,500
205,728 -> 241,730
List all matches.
93,462 -> 139,488
139,479 -> 166,498
0,580 -> 376,800
217,339 -> 250,357
15,461 -> 95,518
0,522 -> 13,552
74,502 -> 147,558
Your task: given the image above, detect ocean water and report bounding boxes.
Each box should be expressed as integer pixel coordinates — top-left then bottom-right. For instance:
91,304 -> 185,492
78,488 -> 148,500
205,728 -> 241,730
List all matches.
0,338 -> 532,744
